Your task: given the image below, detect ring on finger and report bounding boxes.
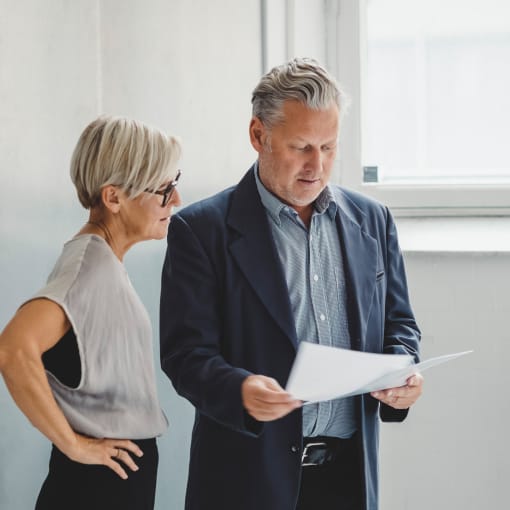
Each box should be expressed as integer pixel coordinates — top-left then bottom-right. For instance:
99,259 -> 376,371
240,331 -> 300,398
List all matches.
114,448 -> 121,459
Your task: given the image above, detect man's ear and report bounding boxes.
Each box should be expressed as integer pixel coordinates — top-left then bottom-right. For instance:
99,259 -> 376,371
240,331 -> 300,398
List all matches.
100,185 -> 121,213
249,117 -> 267,152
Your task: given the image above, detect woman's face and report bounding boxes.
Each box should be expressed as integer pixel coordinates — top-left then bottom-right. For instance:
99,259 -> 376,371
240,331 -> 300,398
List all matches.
118,178 -> 182,242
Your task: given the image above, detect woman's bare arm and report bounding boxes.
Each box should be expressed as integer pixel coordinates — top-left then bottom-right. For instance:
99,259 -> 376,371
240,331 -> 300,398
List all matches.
0,299 -> 142,479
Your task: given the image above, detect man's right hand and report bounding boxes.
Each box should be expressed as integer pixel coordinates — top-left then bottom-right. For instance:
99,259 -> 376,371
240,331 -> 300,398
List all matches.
241,375 -> 302,422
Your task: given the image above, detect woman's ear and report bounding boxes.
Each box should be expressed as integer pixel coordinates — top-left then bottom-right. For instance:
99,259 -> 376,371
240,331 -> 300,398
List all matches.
100,185 -> 121,213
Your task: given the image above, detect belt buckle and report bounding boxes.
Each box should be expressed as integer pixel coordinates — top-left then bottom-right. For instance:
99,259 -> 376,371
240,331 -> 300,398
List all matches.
301,442 -> 327,467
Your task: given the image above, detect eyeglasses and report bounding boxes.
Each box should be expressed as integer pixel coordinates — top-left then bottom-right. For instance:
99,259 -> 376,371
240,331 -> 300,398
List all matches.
146,170 -> 181,207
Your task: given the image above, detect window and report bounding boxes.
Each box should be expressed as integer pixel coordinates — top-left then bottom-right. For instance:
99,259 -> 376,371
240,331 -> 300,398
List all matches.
365,0 -> 510,185
334,0 -> 510,214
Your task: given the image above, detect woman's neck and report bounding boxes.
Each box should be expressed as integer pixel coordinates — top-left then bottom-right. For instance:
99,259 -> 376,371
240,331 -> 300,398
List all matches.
77,215 -> 128,261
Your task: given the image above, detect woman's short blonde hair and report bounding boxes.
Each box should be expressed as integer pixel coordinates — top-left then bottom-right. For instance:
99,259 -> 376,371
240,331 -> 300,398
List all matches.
70,115 -> 182,209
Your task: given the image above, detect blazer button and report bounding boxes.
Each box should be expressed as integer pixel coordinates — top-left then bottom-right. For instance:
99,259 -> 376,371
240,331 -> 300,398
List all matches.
290,445 -> 299,453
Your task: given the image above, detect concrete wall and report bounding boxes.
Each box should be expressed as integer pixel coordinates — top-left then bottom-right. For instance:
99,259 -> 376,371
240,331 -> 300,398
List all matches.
1,1 -> 508,509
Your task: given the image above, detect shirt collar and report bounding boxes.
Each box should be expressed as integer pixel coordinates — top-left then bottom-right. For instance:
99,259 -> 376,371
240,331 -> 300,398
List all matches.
315,186 -> 338,219
254,162 -> 338,224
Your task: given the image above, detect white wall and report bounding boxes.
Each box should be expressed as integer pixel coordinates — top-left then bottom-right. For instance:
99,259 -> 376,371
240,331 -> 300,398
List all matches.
0,3 -> 100,508
1,1 -> 508,509
100,0 -> 260,200
380,250 -> 510,510
0,1 -> 260,508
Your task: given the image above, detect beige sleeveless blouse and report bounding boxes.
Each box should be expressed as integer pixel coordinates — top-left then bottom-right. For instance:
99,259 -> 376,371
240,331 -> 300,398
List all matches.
29,234 -> 168,439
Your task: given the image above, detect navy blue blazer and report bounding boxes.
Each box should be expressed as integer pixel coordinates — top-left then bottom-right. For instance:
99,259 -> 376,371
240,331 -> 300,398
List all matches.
160,166 -> 420,510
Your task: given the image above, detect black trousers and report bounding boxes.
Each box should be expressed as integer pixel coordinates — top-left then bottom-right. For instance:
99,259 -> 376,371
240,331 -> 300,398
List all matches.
35,438 -> 158,510
296,435 -> 364,510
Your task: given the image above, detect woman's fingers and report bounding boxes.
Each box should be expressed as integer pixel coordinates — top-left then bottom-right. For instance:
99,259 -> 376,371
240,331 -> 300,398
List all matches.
106,455 -> 129,480
72,435 -> 144,479
111,446 -> 140,473
113,439 -> 144,458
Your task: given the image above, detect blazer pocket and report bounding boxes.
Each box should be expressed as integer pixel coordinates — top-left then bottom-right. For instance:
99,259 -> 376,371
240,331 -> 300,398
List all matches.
376,270 -> 385,282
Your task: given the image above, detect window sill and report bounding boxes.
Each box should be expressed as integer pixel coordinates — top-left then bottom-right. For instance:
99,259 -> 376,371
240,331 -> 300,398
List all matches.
395,217 -> 510,253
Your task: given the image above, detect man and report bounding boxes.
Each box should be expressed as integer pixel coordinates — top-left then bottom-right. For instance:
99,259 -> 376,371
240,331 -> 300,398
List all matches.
160,57 -> 423,510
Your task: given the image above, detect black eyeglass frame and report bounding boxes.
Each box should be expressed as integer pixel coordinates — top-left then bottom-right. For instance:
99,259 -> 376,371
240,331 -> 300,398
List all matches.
146,170 -> 181,207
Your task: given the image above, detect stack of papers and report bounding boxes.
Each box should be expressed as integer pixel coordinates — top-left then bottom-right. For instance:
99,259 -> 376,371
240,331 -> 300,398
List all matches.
285,341 -> 472,403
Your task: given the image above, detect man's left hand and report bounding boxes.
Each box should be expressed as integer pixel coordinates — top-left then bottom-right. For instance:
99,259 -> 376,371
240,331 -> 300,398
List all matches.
370,373 -> 424,409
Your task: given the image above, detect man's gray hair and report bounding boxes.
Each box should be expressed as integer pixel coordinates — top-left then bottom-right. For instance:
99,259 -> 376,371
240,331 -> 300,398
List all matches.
251,57 -> 347,129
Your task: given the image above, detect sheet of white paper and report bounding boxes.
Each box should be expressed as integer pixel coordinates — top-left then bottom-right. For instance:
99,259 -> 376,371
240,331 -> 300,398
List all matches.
285,341 -> 472,403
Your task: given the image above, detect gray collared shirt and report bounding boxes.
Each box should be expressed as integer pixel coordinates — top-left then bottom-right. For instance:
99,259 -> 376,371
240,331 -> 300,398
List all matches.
255,165 -> 357,438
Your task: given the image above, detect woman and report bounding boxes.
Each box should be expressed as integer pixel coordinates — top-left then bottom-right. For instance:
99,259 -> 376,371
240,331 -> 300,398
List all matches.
0,116 -> 182,509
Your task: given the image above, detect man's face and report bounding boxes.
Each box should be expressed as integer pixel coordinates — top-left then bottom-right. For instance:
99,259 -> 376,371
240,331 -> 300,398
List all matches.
250,100 -> 339,215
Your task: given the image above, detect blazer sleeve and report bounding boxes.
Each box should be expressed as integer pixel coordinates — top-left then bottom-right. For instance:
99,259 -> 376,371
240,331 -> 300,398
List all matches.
379,207 -> 421,422
160,213 -> 261,436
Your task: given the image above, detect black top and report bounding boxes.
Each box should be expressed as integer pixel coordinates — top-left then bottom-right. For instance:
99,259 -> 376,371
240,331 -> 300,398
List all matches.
42,328 -> 81,388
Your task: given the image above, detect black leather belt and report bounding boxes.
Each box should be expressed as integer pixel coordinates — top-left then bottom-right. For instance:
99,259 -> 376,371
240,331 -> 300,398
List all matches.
301,435 -> 356,467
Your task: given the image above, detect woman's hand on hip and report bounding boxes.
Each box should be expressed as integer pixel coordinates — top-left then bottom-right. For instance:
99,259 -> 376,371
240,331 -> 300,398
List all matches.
67,434 -> 144,479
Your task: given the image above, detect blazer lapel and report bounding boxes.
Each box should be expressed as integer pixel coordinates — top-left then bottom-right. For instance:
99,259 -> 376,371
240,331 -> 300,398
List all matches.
227,168 -> 298,350
334,190 -> 378,351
